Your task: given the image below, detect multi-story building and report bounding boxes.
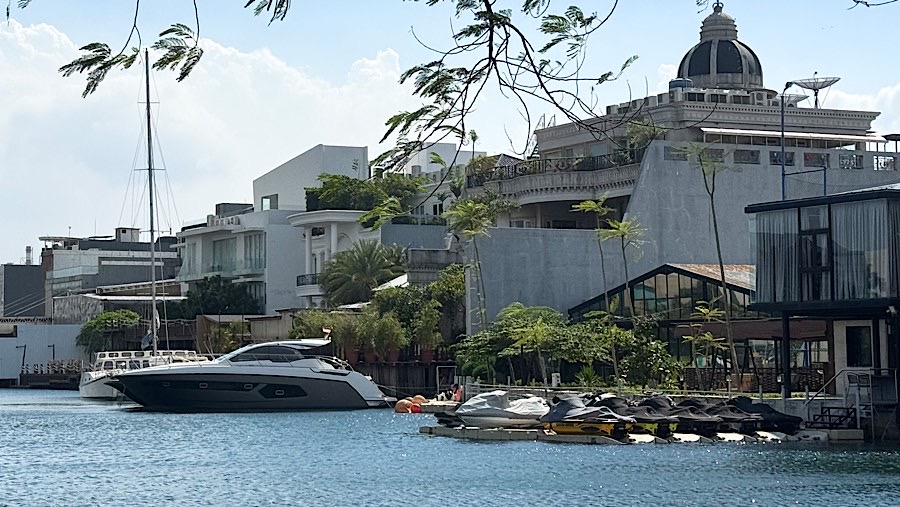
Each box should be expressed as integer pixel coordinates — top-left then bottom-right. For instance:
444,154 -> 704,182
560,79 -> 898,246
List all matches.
463,2 -> 900,336
40,227 -> 180,318
175,145 -> 368,313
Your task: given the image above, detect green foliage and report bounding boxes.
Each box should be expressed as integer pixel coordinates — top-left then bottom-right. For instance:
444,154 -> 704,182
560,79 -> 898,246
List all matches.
575,366 -> 600,389
202,321 -> 245,355
306,172 -> 427,214
358,310 -> 408,354
320,240 -> 405,307
290,310 -> 364,348
625,119 -> 665,150
166,275 -> 261,319
76,309 -> 142,356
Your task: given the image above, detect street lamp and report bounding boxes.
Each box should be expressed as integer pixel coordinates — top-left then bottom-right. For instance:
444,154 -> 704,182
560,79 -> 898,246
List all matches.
780,81 -> 796,201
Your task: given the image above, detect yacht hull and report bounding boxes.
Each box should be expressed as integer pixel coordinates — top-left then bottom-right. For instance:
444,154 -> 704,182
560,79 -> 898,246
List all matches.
79,371 -> 125,400
111,371 -> 387,412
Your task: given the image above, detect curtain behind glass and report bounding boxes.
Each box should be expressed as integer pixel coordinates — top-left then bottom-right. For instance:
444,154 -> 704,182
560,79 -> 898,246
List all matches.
756,210 -> 799,302
833,200 -> 888,300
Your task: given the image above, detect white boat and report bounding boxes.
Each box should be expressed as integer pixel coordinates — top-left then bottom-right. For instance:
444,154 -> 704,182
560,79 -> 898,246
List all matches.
109,339 -> 390,411
454,390 -> 549,428
79,350 -> 207,400
80,50 -> 200,400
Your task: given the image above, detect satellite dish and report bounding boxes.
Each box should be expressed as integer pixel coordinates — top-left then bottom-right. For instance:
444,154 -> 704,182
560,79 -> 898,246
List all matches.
775,93 -> 808,107
793,73 -> 840,109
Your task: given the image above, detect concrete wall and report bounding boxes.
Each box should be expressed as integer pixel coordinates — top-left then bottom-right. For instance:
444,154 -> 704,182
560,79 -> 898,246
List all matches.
380,223 -> 450,250
473,141 -> 900,327
252,145 -> 369,211
0,323 -> 82,381
264,221 -> 304,312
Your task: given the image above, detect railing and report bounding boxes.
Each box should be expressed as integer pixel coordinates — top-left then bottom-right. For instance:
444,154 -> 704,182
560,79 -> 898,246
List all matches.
390,215 -> 447,226
296,273 -> 321,286
466,149 -> 645,188
804,368 -> 898,428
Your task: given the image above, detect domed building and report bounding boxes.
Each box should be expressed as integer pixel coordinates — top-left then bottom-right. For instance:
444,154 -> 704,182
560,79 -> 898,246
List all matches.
677,1 -> 764,90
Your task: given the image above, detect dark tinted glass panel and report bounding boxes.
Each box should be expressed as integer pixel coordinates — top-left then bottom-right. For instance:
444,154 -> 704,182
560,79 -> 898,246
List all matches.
846,326 -> 872,367
716,40 -> 743,73
688,41 -> 712,75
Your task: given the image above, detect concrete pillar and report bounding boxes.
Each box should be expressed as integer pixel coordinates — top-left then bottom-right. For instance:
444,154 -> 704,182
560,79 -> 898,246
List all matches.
304,227 -> 312,274
781,313 -> 792,399
330,223 -> 338,261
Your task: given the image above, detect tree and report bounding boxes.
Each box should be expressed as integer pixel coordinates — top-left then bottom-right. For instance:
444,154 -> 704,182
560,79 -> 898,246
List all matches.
319,240 -> 405,307
599,217 -> 646,317
76,309 -> 142,356
681,299 -> 728,391
681,143 -> 741,379
443,191 -> 516,331
167,275 -> 261,319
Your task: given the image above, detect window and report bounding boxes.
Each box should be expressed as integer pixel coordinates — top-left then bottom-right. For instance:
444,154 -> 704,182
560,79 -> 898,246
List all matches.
875,156 -> 896,171
799,206 -> 831,301
212,238 -> 237,272
832,200 -> 889,299
664,146 -> 688,161
686,92 -> 705,102
710,94 -> 727,103
509,219 -> 533,228
734,149 -> 760,165
432,202 -> 444,216
846,326 -> 872,367
770,151 -> 795,166
731,95 -> 751,105
839,154 -> 864,170
701,148 -> 724,163
261,194 -> 278,211
803,152 -> 829,168
243,234 -> 266,270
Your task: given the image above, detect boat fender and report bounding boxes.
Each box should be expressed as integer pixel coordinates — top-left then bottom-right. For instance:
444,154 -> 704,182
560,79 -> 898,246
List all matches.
410,403 -> 422,413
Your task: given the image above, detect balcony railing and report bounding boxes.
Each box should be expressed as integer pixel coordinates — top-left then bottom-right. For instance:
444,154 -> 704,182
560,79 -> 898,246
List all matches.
296,273 -> 320,286
466,149 -> 645,188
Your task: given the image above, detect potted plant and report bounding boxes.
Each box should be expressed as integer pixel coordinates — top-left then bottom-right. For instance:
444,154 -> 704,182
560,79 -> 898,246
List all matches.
369,312 -> 408,363
413,300 -> 443,363
329,313 -> 364,363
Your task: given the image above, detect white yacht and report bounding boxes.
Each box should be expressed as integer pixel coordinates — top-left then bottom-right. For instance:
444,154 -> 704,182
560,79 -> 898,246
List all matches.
109,340 -> 390,411
79,350 -> 207,400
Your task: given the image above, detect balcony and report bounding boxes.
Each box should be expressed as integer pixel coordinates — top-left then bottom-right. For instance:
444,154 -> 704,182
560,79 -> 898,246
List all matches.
466,149 -> 644,189
176,259 -> 266,282
296,273 -> 320,286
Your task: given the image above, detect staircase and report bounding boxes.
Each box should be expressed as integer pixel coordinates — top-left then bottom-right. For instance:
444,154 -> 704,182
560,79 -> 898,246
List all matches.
805,369 -> 897,431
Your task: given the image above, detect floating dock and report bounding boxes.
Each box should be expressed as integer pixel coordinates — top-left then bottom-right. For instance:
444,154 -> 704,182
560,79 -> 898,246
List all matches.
418,426 -> 852,444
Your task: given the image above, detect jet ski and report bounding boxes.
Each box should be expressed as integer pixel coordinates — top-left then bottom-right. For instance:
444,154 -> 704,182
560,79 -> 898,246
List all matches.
541,395 -> 635,439
454,390 -> 549,428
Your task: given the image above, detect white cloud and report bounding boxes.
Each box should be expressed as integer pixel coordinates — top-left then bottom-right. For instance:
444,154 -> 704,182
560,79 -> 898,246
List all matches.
654,63 -> 678,94
0,20 -> 420,263
826,84 -> 900,136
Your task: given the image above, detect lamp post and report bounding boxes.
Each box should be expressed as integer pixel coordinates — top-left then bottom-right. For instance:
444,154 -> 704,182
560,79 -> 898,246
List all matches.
780,81 -> 796,201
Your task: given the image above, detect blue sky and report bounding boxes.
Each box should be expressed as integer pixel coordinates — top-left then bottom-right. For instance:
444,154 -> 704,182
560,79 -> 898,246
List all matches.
1,0 -> 899,264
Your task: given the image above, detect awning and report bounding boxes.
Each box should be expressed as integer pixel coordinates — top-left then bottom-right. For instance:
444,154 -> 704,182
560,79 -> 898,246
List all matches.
700,127 -> 886,144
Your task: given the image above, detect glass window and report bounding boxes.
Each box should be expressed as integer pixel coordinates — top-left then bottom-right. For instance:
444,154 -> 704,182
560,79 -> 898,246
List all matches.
846,326 -> 872,367
800,206 -> 828,231
770,151 -> 795,166
261,194 -> 279,211
803,152 -> 829,168
734,149 -> 760,165
832,200 -> 889,299
664,146 -> 688,161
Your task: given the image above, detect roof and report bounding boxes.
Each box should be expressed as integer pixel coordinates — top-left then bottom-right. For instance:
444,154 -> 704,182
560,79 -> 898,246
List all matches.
746,186 -> 900,214
700,127 -> 885,144
374,274 -> 408,291
79,294 -> 186,302
668,263 -> 755,291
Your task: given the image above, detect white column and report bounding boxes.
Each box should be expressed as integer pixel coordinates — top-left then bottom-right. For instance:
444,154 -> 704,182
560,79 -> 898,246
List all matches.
304,227 -> 312,273
329,223 -> 338,261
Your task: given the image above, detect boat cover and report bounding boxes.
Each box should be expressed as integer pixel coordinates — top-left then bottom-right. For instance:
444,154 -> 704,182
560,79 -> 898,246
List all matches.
454,390 -> 549,420
541,395 -> 636,423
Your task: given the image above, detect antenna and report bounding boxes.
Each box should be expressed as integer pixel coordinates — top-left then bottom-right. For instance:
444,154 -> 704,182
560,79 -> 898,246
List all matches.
793,72 -> 840,109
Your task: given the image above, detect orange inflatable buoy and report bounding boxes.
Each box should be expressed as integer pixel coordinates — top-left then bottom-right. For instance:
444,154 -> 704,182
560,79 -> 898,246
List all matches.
394,399 -> 413,413
410,403 -> 422,413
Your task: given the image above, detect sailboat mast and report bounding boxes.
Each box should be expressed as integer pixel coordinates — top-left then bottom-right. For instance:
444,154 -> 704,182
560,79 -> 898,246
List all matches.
144,48 -> 158,355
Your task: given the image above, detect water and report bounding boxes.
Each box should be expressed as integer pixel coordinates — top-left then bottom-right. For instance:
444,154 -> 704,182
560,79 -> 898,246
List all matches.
1,390 -> 900,507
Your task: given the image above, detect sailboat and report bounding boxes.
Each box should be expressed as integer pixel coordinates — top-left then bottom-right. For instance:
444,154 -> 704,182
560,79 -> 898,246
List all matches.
79,50 -> 205,400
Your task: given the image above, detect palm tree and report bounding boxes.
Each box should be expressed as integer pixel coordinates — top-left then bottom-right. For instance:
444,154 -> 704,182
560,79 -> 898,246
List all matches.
444,193 -> 515,332
320,240 -> 405,306
572,197 -> 623,390
683,143 -> 741,380
599,217 -> 646,317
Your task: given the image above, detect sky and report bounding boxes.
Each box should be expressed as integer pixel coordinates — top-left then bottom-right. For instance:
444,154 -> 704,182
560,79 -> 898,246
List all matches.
2,0 -> 899,264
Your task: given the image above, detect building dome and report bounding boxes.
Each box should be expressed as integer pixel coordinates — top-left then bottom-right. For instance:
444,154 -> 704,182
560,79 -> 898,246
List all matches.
677,1 -> 763,90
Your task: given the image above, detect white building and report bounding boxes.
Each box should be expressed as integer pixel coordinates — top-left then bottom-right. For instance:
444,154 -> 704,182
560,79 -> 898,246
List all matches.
175,145 -> 369,313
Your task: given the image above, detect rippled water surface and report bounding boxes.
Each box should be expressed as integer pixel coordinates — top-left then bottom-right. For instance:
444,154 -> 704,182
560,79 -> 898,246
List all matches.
2,390 -> 900,506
